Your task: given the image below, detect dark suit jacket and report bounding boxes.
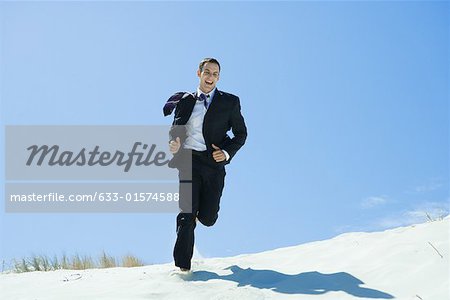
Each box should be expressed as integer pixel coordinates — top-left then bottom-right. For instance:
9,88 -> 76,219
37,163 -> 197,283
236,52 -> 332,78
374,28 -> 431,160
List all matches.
169,89 -> 247,168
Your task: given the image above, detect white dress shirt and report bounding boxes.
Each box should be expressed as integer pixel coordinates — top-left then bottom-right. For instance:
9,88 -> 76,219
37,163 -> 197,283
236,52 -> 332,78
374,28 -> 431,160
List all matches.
183,87 -> 229,161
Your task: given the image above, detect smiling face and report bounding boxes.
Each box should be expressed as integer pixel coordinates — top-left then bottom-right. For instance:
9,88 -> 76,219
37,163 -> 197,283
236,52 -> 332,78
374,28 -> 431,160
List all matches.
197,62 -> 220,94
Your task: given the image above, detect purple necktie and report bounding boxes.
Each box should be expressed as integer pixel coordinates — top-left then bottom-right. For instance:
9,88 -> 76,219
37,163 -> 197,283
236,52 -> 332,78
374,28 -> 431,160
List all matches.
198,93 -> 210,109
163,92 -> 209,117
163,92 -> 187,116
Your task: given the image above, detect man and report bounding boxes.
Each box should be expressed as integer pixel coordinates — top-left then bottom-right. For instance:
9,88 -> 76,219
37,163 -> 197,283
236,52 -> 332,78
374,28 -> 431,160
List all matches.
165,58 -> 247,271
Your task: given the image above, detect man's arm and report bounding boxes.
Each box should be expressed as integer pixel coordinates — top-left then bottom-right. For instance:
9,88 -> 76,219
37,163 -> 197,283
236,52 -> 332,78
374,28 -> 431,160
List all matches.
221,97 -> 247,160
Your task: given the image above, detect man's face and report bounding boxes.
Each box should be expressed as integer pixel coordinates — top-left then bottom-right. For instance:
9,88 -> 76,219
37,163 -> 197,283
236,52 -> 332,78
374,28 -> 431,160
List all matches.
197,62 -> 220,93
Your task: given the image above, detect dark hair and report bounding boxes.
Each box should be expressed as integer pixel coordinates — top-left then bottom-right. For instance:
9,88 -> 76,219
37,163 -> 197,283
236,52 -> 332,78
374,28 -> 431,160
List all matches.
199,58 -> 221,72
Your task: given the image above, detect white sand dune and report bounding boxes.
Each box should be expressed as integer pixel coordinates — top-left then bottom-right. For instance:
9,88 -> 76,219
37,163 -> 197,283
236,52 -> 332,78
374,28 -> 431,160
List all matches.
1,217 -> 448,300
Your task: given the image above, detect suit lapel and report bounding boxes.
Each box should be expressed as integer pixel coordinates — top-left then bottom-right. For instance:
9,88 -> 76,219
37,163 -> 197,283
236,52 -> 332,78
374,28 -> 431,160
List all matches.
175,92 -> 196,125
205,89 -> 220,118
179,89 -> 220,126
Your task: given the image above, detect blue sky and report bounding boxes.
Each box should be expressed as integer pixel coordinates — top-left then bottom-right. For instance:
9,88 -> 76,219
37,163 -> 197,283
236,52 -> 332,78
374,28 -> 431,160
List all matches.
1,1 -> 448,267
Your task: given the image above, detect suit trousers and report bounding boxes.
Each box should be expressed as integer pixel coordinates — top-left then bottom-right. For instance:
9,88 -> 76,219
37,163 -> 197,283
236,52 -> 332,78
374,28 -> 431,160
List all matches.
173,152 -> 226,270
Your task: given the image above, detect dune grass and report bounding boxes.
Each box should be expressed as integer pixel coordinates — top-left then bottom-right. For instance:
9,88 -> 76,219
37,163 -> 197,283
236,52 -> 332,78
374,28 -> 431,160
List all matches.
8,252 -> 144,273
122,254 -> 144,268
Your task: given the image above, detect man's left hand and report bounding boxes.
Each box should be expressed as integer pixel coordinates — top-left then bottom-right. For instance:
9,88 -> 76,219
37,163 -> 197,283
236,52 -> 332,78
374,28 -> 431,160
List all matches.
212,144 -> 226,162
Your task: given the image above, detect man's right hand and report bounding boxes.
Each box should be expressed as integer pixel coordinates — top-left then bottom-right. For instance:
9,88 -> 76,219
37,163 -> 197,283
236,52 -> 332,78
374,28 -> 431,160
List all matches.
169,137 -> 181,154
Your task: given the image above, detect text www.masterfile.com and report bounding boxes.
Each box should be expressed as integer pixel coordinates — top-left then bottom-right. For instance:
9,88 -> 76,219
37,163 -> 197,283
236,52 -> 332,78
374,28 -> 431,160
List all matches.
9,192 -> 179,202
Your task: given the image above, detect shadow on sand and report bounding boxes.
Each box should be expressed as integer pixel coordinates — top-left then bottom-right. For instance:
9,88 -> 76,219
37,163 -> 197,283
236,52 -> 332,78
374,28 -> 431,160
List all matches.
187,265 -> 394,298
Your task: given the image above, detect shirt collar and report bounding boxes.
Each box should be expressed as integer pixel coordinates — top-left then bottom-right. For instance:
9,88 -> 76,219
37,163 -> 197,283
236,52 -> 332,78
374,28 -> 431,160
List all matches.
197,87 -> 216,100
